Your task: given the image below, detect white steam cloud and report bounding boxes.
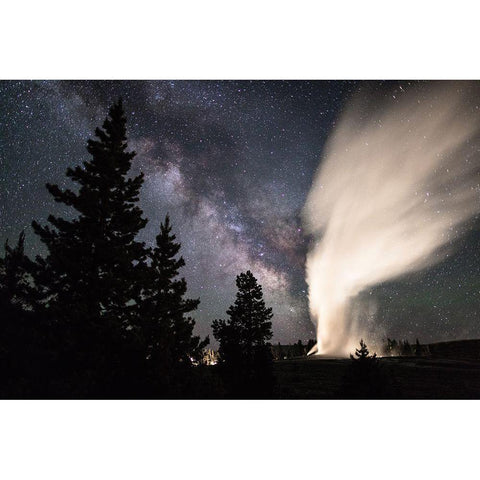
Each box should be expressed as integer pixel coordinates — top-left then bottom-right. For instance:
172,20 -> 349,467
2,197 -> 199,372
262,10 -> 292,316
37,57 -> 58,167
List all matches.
303,84 -> 480,356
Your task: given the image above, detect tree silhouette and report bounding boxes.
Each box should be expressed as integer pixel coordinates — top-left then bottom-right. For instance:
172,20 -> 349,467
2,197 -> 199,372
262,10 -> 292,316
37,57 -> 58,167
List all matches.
32,99 -> 147,324
306,338 -> 316,354
31,99 -> 148,396
212,270 -> 274,398
350,338 -> 377,363
341,339 -> 393,398
415,338 -> 422,357
0,231 -> 36,314
276,342 -> 284,360
400,339 -> 413,356
295,339 -> 305,357
140,214 -> 208,391
0,232 -> 56,397
384,337 -> 399,356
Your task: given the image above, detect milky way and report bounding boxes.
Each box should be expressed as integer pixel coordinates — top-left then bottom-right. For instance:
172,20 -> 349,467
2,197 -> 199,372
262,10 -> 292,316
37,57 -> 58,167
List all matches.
2,80 -> 480,346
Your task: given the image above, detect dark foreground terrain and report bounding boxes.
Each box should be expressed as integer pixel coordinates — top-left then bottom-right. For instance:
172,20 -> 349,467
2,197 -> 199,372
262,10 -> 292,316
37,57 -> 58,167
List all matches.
2,339 -> 479,399
270,339 -> 480,399
273,355 -> 480,399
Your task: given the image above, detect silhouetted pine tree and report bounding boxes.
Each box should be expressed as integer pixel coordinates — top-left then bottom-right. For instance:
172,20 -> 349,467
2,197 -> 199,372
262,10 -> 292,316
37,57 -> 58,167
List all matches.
415,338 -> 422,356
340,339 -> 393,398
401,339 -> 413,356
295,339 -> 304,356
306,338 -> 316,353
384,338 -> 394,356
212,270 -> 274,398
0,231 -> 37,314
140,215 -> 208,393
0,232 -> 55,397
277,342 -> 284,360
31,99 -> 148,396
350,338 -> 377,363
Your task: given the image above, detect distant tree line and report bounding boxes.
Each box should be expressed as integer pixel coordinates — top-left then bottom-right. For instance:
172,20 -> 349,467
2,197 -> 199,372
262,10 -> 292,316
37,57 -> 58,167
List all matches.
383,337 -> 427,357
0,100 -> 274,398
271,339 -> 316,360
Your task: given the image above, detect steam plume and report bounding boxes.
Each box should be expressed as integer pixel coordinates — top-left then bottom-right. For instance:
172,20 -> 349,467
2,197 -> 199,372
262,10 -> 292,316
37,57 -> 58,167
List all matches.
303,84 -> 480,356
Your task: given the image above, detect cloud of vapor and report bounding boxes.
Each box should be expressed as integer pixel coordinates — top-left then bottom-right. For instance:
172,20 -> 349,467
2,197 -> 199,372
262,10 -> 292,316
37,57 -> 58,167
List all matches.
303,84 -> 480,356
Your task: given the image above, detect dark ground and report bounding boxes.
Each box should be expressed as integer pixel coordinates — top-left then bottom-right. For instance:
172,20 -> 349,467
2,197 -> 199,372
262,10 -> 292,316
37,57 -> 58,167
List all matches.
268,339 -> 480,399
273,355 -> 480,399
195,339 -> 480,399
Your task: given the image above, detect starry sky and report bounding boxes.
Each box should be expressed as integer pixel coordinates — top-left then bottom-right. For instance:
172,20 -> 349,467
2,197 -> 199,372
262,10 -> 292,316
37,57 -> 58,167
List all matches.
1,80 -> 480,345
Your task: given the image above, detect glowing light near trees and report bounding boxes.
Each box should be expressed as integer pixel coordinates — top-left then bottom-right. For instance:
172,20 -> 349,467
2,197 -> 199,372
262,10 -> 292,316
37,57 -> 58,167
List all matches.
303,85 -> 480,356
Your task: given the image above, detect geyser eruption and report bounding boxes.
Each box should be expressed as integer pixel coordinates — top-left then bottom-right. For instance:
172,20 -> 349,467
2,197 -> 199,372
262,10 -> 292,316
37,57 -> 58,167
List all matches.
303,84 -> 480,356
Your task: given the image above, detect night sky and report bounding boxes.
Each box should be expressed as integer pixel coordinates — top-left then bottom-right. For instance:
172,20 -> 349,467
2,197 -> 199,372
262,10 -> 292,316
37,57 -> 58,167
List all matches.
1,80 -> 480,345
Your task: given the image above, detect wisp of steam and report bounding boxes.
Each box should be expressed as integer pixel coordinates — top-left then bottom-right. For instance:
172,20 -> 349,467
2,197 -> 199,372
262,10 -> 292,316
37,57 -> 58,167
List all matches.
303,84 -> 480,356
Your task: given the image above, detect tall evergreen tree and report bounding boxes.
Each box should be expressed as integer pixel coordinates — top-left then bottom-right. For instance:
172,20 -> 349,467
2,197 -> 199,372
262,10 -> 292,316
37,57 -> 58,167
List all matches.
141,215 -> 208,372
31,99 -> 148,396
212,270 -> 274,398
32,99 -> 147,325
